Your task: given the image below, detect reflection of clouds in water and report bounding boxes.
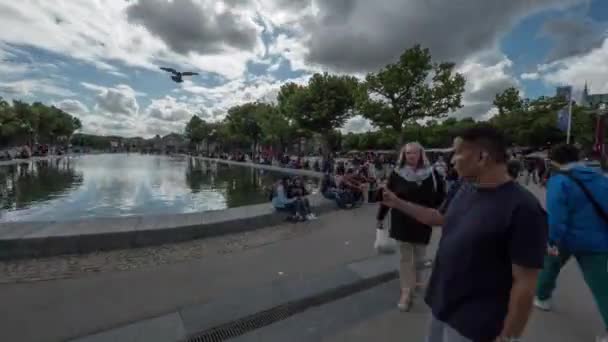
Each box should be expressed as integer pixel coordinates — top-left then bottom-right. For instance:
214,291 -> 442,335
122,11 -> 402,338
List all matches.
2,154 -> 285,222
1,154 -> 317,222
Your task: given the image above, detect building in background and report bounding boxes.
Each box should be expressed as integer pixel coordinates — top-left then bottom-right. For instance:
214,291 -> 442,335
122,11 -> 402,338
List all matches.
581,82 -> 608,108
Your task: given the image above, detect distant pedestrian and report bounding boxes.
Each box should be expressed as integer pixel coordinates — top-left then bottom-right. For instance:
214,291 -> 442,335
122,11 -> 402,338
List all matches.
381,125 -> 546,342
534,144 -> 608,342
377,141 -> 444,312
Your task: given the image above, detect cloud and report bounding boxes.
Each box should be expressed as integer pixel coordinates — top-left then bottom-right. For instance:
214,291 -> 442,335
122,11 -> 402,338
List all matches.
342,115 -> 374,134
0,79 -> 75,98
178,74 -> 310,120
145,96 -> 194,122
54,99 -> 89,115
298,0 -> 584,72
81,83 -> 140,116
0,1 -> 263,79
126,0 -> 261,55
530,37 -> 608,94
521,72 -> 540,80
451,51 -> 520,120
540,17 -> 607,61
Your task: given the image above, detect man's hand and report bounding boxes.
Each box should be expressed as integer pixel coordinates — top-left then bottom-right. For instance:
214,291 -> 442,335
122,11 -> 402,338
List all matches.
381,187 -> 402,209
547,245 -> 559,257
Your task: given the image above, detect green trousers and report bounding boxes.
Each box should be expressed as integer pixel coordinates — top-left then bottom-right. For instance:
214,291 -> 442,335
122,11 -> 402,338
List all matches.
536,252 -> 608,328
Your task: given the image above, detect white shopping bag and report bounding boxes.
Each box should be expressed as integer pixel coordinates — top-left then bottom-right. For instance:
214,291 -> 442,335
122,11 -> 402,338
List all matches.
374,227 -> 397,254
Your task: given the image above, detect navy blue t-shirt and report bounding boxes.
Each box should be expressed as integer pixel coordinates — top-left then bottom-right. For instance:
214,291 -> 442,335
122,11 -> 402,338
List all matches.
426,181 -> 547,342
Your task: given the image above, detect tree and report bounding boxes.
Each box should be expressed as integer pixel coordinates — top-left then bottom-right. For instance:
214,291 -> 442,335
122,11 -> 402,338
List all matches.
358,45 -> 466,146
0,99 -> 81,148
493,87 -> 526,115
278,73 -> 359,155
343,133 -> 361,151
225,102 -> 264,154
184,115 -> 208,150
256,104 -> 293,153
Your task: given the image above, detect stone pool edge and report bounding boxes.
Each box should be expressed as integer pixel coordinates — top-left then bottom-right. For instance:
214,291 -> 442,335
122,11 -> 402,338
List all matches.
0,161 -> 330,261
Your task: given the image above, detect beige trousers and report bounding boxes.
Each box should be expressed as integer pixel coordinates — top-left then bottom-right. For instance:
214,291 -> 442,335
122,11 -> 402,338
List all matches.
399,242 -> 426,290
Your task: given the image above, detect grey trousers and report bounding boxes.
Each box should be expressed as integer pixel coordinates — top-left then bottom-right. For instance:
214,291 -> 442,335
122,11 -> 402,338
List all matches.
425,316 -> 472,342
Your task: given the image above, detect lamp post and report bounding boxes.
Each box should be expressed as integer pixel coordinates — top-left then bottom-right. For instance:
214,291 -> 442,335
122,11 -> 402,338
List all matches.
594,104 -> 607,170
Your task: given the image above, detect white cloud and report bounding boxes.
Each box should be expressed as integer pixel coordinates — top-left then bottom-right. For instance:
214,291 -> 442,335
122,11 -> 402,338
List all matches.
521,72 -> 540,80
531,38 -> 608,93
451,50 -> 520,120
178,73 -> 310,120
54,99 -> 89,115
80,83 -> 142,118
0,1 -> 266,79
342,115 -> 374,134
145,96 -> 193,121
0,79 -> 75,98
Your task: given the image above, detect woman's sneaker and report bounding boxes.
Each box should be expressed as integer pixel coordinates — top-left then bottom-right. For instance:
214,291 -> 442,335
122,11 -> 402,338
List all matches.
306,213 -> 318,220
533,297 -> 552,311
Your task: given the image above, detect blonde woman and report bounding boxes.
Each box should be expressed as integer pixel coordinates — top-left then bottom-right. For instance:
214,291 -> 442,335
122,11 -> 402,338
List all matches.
377,142 -> 445,311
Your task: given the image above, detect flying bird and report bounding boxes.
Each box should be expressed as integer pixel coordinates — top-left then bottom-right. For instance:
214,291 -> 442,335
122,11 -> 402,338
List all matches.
160,67 -> 199,83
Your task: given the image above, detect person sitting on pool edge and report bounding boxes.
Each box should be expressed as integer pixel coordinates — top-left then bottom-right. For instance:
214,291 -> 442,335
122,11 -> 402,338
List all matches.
271,177 -> 315,221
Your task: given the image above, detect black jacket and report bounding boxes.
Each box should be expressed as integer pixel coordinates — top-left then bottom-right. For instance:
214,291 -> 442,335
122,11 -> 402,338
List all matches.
377,169 -> 445,245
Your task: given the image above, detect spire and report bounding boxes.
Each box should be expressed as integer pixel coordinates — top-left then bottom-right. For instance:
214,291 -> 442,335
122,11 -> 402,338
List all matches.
584,81 -> 589,95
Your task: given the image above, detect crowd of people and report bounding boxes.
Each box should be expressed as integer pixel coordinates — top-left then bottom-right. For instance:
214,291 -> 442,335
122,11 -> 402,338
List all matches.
267,123 -> 607,341
211,124 -> 608,341
374,126 -> 607,342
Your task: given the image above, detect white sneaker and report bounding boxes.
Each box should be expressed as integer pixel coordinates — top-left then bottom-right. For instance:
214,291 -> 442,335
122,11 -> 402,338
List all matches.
533,297 -> 552,311
307,214 -> 318,220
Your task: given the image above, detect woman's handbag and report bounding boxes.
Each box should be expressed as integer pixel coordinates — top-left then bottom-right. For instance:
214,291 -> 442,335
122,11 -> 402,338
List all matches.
374,223 -> 397,254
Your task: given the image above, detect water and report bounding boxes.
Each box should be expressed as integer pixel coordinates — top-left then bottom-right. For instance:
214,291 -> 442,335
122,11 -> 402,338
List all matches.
0,154 -> 318,222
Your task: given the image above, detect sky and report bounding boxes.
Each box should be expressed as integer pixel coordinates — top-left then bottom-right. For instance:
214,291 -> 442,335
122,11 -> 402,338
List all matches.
0,0 -> 607,138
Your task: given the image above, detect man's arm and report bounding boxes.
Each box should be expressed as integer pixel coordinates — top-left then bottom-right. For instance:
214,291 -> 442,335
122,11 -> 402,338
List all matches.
499,201 -> 547,341
498,265 -> 539,340
391,196 -> 444,226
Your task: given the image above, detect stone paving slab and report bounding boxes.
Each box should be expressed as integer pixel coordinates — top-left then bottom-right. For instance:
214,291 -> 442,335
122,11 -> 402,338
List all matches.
70,252 -> 399,342
68,313 -> 186,342
0,206 -> 378,342
179,256 -> 395,336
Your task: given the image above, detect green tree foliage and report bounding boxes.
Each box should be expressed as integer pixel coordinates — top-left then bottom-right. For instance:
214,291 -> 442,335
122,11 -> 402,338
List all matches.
358,45 -> 466,145
256,104 -> 293,153
493,87 -> 526,115
0,97 -> 82,147
184,114 -> 209,146
489,89 -> 595,149
278,73 -> 359,153
225,102 -> 266,153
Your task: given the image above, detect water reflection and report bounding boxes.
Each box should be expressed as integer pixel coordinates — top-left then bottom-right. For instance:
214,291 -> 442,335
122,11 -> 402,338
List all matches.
0,154 -> 316,223
185,158 -> 274,208
0,159 -> 82,211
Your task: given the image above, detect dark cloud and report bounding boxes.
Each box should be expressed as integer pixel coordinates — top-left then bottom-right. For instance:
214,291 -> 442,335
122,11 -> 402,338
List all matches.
126,0 -> 259,55
303,0 -> 584,72
541,17 -> 606,61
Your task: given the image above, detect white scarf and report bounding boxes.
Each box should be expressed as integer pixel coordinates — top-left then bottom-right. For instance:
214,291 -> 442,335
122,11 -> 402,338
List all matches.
397,165 -> 433,184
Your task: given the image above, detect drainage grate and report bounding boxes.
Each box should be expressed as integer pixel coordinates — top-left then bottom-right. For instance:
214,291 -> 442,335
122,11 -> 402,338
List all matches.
187,271 -> 398,342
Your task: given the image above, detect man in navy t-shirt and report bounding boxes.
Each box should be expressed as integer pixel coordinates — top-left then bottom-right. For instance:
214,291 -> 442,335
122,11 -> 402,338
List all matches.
382,124 -> 547,342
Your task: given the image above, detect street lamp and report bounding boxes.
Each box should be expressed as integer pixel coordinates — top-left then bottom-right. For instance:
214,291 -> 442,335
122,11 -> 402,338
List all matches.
595,104 -> 607,170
